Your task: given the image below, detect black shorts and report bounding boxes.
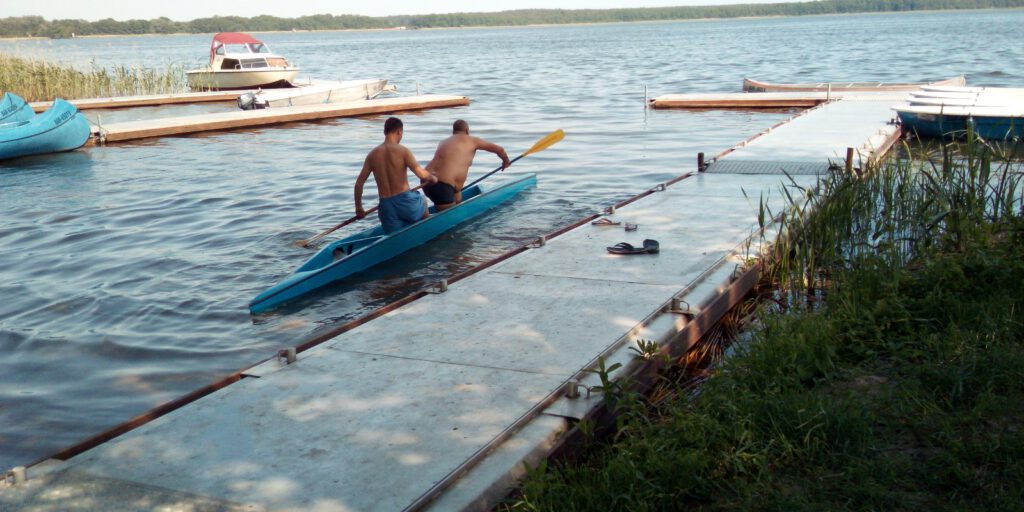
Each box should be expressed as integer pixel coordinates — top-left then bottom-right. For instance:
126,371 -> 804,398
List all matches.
423,181 -> 457,205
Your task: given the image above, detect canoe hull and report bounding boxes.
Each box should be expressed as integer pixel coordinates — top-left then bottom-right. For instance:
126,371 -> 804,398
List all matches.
743,75 -> 966,93
242,79 -> 390,109
250,173 -> 537,313
0,98 -> 91,161
896,109 -> 1024,140
0,92 -> 34,124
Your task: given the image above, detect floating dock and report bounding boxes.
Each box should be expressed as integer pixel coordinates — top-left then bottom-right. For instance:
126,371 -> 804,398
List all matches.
1,97 -> 900,511
649,91 -> 907,109
30,90 -> 248,113
89,94 -> 470,144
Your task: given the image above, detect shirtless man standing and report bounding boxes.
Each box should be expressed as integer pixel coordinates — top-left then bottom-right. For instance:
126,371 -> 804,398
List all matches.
354,117 -> 437,233
423,120 -> 512,211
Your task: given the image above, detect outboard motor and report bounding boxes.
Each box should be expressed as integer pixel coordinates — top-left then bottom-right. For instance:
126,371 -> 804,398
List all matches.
237,92 -> 258,110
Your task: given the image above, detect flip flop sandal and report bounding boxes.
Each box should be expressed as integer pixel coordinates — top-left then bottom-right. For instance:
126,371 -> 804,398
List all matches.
606,239 -> 660,255
591,217 -> 621,226
624,223 -> 638,231
606,242 -> 644,255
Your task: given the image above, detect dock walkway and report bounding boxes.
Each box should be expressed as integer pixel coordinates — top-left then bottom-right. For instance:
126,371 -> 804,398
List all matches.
90,94 -> 470,143
650,90 -> 906,109
30,91 -> 248,113
1,97 -> 900,511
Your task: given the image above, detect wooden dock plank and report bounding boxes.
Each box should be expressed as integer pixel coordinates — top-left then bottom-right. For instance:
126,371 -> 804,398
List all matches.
650,91 -> 907,109
92,94 -> 470,143
30,91 -> 248,113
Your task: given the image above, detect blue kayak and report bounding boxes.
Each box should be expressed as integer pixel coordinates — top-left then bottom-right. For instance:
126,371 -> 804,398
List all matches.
0,92 -> 34,124
0,98 -> 91,161
250,173 -> 537,313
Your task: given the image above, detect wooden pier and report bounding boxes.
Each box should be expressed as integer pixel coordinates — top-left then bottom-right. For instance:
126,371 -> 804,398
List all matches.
649,90 -> 907,109
1,97 -> 901,512
88,94 -> 470,143
30,90 -> 248,113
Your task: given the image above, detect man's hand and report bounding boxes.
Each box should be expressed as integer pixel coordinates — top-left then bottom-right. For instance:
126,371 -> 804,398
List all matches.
501,157 -> 512,171
355,206 -> 366,219
422,173 -> 438,185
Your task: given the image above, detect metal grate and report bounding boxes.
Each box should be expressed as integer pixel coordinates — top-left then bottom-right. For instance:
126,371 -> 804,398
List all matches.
704,159 -> 836,175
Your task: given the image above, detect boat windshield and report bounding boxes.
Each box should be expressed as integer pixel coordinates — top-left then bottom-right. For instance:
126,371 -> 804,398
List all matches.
220,43 -> 271,55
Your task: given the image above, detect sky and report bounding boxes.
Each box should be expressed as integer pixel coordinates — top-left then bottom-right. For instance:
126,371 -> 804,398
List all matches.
4,0 -> 788,22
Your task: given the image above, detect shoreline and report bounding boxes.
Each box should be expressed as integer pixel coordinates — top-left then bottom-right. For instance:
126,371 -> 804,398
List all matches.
1,7 -> 1019,42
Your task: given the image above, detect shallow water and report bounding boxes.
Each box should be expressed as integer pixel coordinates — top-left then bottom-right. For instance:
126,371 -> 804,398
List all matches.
1,9 -> 1022,469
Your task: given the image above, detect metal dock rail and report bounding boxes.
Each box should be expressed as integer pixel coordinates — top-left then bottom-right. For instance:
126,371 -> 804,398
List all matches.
1,97 -> 900,511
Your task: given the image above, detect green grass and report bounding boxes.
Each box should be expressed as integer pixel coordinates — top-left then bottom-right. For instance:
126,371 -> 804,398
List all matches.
0,52 -> 186,102
508,136 -> 1024,511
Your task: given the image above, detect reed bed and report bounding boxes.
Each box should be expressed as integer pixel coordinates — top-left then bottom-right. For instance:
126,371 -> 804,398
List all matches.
510,136 -> 1024,511
0,52 -> 186,102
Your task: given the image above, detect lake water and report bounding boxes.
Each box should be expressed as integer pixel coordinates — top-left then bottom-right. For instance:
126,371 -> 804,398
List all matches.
1,9 -> 1022,470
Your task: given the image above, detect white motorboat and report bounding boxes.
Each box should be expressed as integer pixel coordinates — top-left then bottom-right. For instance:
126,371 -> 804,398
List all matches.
186,32 -> 299,91
236,78 -> 395,110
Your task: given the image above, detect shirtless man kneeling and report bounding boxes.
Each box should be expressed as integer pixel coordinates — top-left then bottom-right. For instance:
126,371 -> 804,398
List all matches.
423,120 -> 512,211
354,117 -> 437,233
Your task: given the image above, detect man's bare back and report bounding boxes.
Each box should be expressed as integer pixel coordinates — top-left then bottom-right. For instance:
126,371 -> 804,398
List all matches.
425,120 -> 510,210
353,117 -> 436,232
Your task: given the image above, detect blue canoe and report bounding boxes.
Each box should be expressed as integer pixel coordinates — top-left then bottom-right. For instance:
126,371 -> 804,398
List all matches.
250,173 -> 537,313
0,98 -> 91,161
894,104 -> 1024,140
0,92 -> 35,124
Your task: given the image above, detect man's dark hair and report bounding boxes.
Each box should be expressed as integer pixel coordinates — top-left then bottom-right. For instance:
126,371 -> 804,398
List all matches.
384,117 -> 403,134
452,119 -> 469,134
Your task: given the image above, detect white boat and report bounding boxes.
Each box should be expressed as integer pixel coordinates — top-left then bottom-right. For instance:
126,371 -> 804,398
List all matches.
236,78 -> 395,110
186,32 -> 299,91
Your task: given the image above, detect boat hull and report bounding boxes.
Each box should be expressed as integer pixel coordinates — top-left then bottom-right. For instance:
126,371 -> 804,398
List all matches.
895,109 -> 1024,140
0,92 -> 34,124
186,68 -> 300,91
743,75 -> 966,93
0,98 -> 91,161
250,173 -> 537,313
241,79 -> 390,110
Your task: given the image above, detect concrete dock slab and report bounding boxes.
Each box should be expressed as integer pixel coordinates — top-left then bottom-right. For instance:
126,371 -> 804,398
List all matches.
2,96 -> 900,511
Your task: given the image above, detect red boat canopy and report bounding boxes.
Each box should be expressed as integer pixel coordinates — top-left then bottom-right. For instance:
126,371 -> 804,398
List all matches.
209,32 -> 265,63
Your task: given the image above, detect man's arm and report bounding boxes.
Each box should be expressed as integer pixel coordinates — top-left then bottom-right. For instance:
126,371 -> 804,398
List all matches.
354,157 -> 372,218
475,138 -> 511,169
404,146 -> 437,184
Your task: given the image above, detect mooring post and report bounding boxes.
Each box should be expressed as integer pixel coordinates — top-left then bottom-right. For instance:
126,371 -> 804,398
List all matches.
845,147 -> 854,174
697,152 -> 705,172
644,84 -> 648,108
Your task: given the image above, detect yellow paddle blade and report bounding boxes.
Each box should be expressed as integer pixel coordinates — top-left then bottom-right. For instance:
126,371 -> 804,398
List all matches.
522,129 -> 564,157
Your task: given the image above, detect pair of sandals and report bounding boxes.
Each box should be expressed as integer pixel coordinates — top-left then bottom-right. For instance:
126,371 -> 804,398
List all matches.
607,239 -> 659,255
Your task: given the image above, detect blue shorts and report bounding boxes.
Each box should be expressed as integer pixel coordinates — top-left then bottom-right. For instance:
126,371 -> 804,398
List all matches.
377,190 -> 427,234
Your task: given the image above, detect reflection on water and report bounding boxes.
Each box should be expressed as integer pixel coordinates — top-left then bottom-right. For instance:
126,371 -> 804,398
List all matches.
1,10 -> 1023,468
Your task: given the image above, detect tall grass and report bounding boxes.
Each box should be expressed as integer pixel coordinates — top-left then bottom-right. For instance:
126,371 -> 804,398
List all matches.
509,136 -> 1024,511
0,52 -> 187,102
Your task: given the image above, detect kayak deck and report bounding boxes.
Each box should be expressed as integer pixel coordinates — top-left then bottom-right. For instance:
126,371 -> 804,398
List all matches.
249,173 -> 537,312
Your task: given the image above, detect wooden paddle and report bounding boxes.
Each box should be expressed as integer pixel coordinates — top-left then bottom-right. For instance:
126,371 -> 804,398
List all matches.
295,129 -> 564,248
294,183 -> 426,248
465,128 -> 565,189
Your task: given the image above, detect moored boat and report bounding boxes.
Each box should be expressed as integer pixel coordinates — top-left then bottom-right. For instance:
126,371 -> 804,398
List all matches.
186,32 -> 300,91
0,98 -> 91,161
250,173 -> 537,313
0,92 -> 34,124
236,78 -> 394,110
893,104 -> 1024,140
743,75 -> 966,93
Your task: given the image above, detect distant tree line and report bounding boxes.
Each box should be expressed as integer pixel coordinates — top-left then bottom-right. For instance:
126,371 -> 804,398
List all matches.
1,0 -> 1021,38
